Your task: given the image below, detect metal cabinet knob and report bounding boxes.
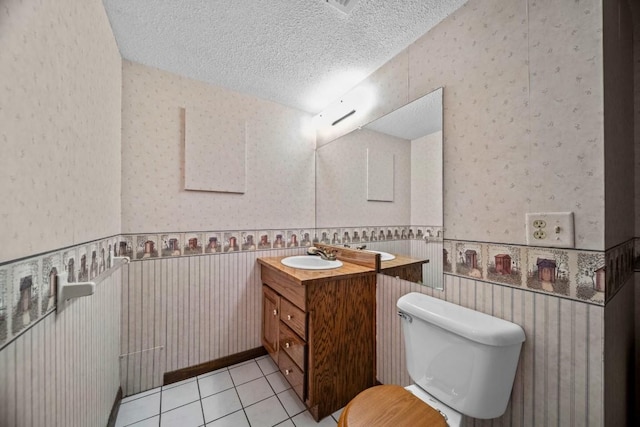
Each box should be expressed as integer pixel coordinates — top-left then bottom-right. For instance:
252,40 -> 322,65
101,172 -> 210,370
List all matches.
273,309 -> 277,316
285,369 -> 291,376
287,314 -> 292,320
285,342 -> 290,348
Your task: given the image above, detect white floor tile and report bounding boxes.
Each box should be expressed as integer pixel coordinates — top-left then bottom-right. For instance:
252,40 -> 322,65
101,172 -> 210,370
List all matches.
121,387 -> 162,404
277,389 -> 306,417
197,367 -> 227,381
331,407 -> 344,422
161,380 -> 200,412
116,356 -> 347,427
227,360 -> 255,371
116,393 -> 161,427
244,395 -> 289,427
291,410 -> 337,427
201,388 -> 242,423
205,409 -> 250,427
162,377 -> 197,391
127,415 -> 160,427
160,401 -> 204,427
198,370 -> 234,398
236,377 -> 275,407
266,371 -> 290,394
229,361 -> 264,385
256,356 -> 278,375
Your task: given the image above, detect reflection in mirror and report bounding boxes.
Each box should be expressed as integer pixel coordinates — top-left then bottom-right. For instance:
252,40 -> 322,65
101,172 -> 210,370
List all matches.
315,88 -> 443,289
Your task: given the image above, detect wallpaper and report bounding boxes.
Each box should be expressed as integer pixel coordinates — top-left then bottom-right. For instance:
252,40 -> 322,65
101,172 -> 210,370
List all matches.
316,128 -> 411,228
316,0 -> 606,251
0,0 -> 635,425
0,0 -> 122,262
120,61 -> 316,233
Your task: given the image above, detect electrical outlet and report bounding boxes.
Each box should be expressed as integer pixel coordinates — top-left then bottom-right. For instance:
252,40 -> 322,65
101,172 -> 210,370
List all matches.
533,229 -> 546,239
525,212 -> 574,248
532,219 -> 546,229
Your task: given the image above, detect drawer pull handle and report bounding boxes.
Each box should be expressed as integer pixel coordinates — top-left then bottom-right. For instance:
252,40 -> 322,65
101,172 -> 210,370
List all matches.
272,309 -> 277,316
285,369 -> 291,376
285,342 -> 290,348
287,314 -> 292,320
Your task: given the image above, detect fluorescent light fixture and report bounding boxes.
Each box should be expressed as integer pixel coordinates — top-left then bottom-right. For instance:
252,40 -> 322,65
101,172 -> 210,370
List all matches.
312,82 -> 377,133
331,109 -> 356,126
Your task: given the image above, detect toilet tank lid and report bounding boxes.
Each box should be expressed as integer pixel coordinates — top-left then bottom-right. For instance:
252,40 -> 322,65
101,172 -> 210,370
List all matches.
397,293 -> 525,346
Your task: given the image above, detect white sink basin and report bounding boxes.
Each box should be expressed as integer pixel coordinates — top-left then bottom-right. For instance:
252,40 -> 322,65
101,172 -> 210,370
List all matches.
281,256 -> 343,270
366,250 -> 396,261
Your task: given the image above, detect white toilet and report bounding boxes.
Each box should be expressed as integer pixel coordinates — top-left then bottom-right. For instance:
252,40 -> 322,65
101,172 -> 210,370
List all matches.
338,292 -> 525,427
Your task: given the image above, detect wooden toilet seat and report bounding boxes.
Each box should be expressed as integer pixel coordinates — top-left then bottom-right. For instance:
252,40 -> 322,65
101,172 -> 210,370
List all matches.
338,384 -> 448,427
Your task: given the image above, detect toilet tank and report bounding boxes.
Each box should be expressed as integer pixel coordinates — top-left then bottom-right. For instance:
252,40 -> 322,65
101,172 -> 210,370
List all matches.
397,292 -> 525,420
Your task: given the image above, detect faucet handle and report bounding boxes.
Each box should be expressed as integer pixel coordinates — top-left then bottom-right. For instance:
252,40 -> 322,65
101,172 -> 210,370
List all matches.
307,246 -> 338,261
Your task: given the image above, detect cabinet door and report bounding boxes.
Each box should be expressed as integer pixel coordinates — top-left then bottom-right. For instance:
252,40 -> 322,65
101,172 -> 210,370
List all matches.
262,285 -> 279,360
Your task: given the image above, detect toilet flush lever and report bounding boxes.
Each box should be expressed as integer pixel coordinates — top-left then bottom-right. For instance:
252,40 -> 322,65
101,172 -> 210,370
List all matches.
397,311 -> 412,323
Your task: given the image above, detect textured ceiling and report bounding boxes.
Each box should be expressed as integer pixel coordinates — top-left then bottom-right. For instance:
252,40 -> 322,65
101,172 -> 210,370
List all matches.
102,0 -> 466,113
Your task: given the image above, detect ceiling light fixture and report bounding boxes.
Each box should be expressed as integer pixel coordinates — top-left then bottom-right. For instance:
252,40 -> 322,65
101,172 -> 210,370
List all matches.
331,109 -> 356,126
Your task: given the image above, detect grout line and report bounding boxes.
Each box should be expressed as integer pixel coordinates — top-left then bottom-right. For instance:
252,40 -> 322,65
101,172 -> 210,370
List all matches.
116,357 -> 339,427
196,375 -> 206,426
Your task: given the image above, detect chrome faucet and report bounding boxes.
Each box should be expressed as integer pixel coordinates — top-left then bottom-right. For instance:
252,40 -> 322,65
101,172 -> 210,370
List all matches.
307,246 -> 337,261
344,244 -> 366,250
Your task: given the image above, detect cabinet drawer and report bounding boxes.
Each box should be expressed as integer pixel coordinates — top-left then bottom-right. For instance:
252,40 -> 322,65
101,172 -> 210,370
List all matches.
280,297 -> 306,338
278,350 -> 305,401
279,322 -> 306,370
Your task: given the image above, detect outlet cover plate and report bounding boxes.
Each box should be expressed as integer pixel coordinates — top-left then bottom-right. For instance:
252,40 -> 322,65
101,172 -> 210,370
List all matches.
525,212 -> 574,248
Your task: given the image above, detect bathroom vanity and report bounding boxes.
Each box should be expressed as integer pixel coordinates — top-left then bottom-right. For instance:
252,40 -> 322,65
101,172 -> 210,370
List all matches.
314,243 -> 429,283
379,254 -> 429,283
258,252 -> 377,421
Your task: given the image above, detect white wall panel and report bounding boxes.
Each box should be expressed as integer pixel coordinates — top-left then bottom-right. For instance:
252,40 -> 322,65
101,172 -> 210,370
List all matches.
0,266 -> 121,427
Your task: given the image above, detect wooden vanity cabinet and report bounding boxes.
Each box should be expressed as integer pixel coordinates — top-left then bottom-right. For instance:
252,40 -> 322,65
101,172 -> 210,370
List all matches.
262,285 -> 279,361
259,257 -> 377,421
379,255 -> 429,283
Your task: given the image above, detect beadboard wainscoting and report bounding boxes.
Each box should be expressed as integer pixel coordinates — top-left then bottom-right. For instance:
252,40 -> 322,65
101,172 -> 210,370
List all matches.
411,239 -> 442,288
376,273 -> 605,426
119,248 -> 305,397
0,267 -> 122,427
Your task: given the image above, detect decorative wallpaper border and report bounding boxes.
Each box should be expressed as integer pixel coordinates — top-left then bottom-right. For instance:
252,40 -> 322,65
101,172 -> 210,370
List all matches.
120,225 -> 443,259
444,239 -> 635,306
0,225 -> 436,350
0,234 -> 125,351
1,228 -> 632,350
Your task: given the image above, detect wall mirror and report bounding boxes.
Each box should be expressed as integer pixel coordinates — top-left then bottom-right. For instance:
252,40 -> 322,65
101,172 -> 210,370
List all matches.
315,88 -> 443,289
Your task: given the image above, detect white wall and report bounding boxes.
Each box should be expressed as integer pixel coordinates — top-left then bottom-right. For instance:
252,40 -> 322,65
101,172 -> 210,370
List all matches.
0,0 -> 122,263
411,131 -> 443,226
120,61 -> 316,233
0,267 -> 122,427
318,0 -> 606,251
0,1 -> 123,426
316,128 -> 411,228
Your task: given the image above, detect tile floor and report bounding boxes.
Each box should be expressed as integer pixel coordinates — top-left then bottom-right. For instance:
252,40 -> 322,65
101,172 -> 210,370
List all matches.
115,355 -> 343,427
